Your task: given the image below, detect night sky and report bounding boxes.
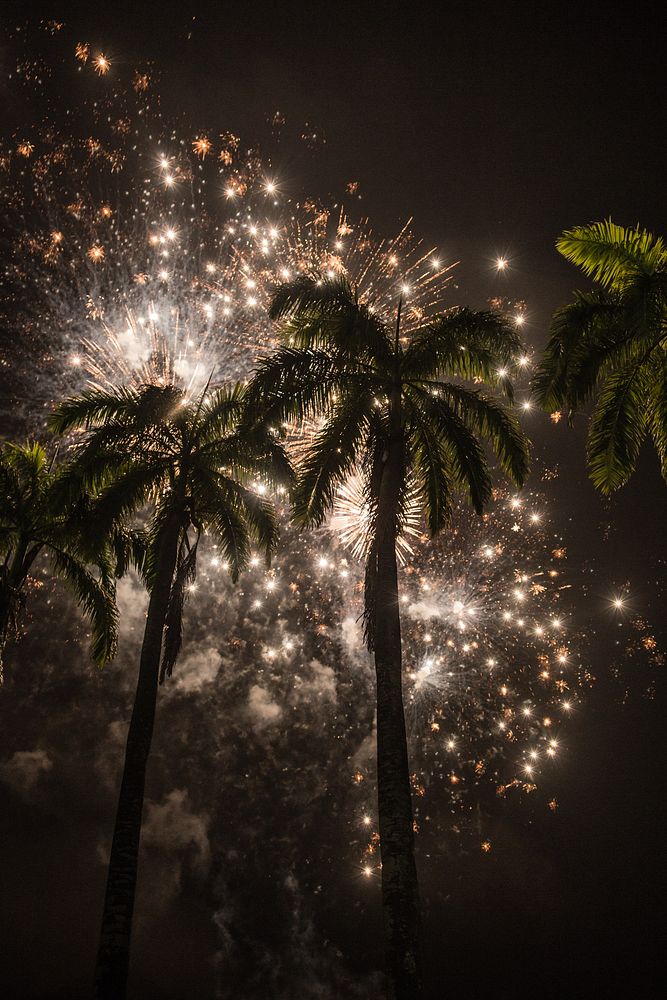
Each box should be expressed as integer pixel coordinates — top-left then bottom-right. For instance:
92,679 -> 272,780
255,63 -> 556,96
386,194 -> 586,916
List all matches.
1,4 -> 665,998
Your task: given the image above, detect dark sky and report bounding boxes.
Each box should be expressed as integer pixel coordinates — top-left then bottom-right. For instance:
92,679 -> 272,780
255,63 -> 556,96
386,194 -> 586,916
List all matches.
45,2 -> 665,300
1,3 -> 666,999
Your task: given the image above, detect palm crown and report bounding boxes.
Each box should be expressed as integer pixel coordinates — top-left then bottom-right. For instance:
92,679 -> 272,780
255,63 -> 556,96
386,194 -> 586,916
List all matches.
257,275 -> 530,523
0,441 -> 119,669
50,381 -> 293,679
532,220 -> 667,492
247,274 -> 530,640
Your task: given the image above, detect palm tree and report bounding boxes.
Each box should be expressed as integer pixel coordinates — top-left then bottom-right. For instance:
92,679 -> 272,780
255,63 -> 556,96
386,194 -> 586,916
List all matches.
533,220 -> 667,492
49,381 -> 293,1000
246,275 -> 530,999
0,441 -> 119,680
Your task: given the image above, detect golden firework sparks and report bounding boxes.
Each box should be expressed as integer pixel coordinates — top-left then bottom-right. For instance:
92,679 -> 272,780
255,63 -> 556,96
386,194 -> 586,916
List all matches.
192,136 -> 212,159
93,53 -> 110,75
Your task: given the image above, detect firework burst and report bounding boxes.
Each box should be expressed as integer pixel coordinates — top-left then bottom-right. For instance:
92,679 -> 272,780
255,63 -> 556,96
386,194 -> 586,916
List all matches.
0,19 -> 594,856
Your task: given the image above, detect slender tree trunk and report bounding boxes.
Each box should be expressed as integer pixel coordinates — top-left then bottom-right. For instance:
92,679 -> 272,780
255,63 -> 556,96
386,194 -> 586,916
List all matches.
373,431 -> 423,1000
93,514 -> 181,1000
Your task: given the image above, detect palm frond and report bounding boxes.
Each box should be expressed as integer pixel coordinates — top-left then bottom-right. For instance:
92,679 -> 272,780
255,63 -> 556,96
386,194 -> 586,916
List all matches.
50,548 -> 118,665
405,308 -> 523,399
647,357 -> 667,484
291,391 -> 373,528
414,384 -> 530,488
194,382 -> 247,440
205,500 -> 251,582
246,347 -> 372,424
269,275 -> 392,361
200,428 -> 294,491
52,442 -> 135,503
586,359 -> 651,492
531,291 -> 628,412
222,482 -> 280,560
405,389 -> 494,516
92,460 -> 169,536
48,385 -> 141,433
269,273 -> 356,320
405,409 -> 455,533
133,383 -> 186,429
3,441 -> 48,481
557,220 -> 667,290
109,527 -> 148,579
160,532 -> 199,683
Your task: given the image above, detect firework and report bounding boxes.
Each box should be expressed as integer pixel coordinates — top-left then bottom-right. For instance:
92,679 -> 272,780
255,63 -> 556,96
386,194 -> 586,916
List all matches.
331,471 -> 421,564
0,19 -> 592,858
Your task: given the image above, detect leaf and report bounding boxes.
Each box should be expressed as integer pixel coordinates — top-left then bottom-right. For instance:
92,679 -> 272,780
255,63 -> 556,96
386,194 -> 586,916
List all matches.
50,548 -> 118,665
586,358 -> 651,492
291,390 -> 374,528
557,220 -> 667,291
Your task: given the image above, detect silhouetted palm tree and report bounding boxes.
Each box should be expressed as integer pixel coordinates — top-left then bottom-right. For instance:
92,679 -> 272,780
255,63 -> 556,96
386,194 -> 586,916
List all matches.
0,441 -> 118,680
246,275 -> 530,999
533,220 -> 667,492
50,381 -> 292,1000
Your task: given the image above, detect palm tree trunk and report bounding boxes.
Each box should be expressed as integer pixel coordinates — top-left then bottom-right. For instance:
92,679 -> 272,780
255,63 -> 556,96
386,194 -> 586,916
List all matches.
93,513 -> 181,1000
373,435 -> 422,1000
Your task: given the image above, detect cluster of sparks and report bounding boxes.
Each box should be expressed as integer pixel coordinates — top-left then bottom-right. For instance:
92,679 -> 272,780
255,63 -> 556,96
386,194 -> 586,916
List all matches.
0,20 -> 646,875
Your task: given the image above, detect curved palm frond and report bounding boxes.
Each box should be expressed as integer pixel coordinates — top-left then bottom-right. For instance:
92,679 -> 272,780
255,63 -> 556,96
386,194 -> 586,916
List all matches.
269,274 -> 392,361
246,347 -> 370,424
90,459 -> 170,537
446,385 -> 530,486
404,308 -> 522,400
531,291 -> 628,412
291,389 -> 375,528
647,357 -> 667,480
52,441 -> 136,503
49,385 -> 141,433
204,497 -> 251,583
50,547 -> 118,665
586,359 -> 651,493
404,389 -> 493,516
200,428 -> 294,491
557,220 -> 667,291
411,383 -> 530,488
213,478 -> 280,560
405,407 -> 455,533
109,527 -> 149,580
269,272 -> 357,320
3,441 -> 48,482
195,382 -> 247,440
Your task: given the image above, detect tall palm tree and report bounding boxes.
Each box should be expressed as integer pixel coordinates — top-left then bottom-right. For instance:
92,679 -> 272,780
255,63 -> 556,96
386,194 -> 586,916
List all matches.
246,275 -> 530,1000
49,381 -> 292,1000
0,441 -> 119,680
533,220 -> 667,492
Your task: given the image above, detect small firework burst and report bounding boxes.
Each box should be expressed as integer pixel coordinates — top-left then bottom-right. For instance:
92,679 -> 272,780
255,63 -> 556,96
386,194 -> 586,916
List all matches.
192,136 -> 212,159
93,53 -> 110,75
